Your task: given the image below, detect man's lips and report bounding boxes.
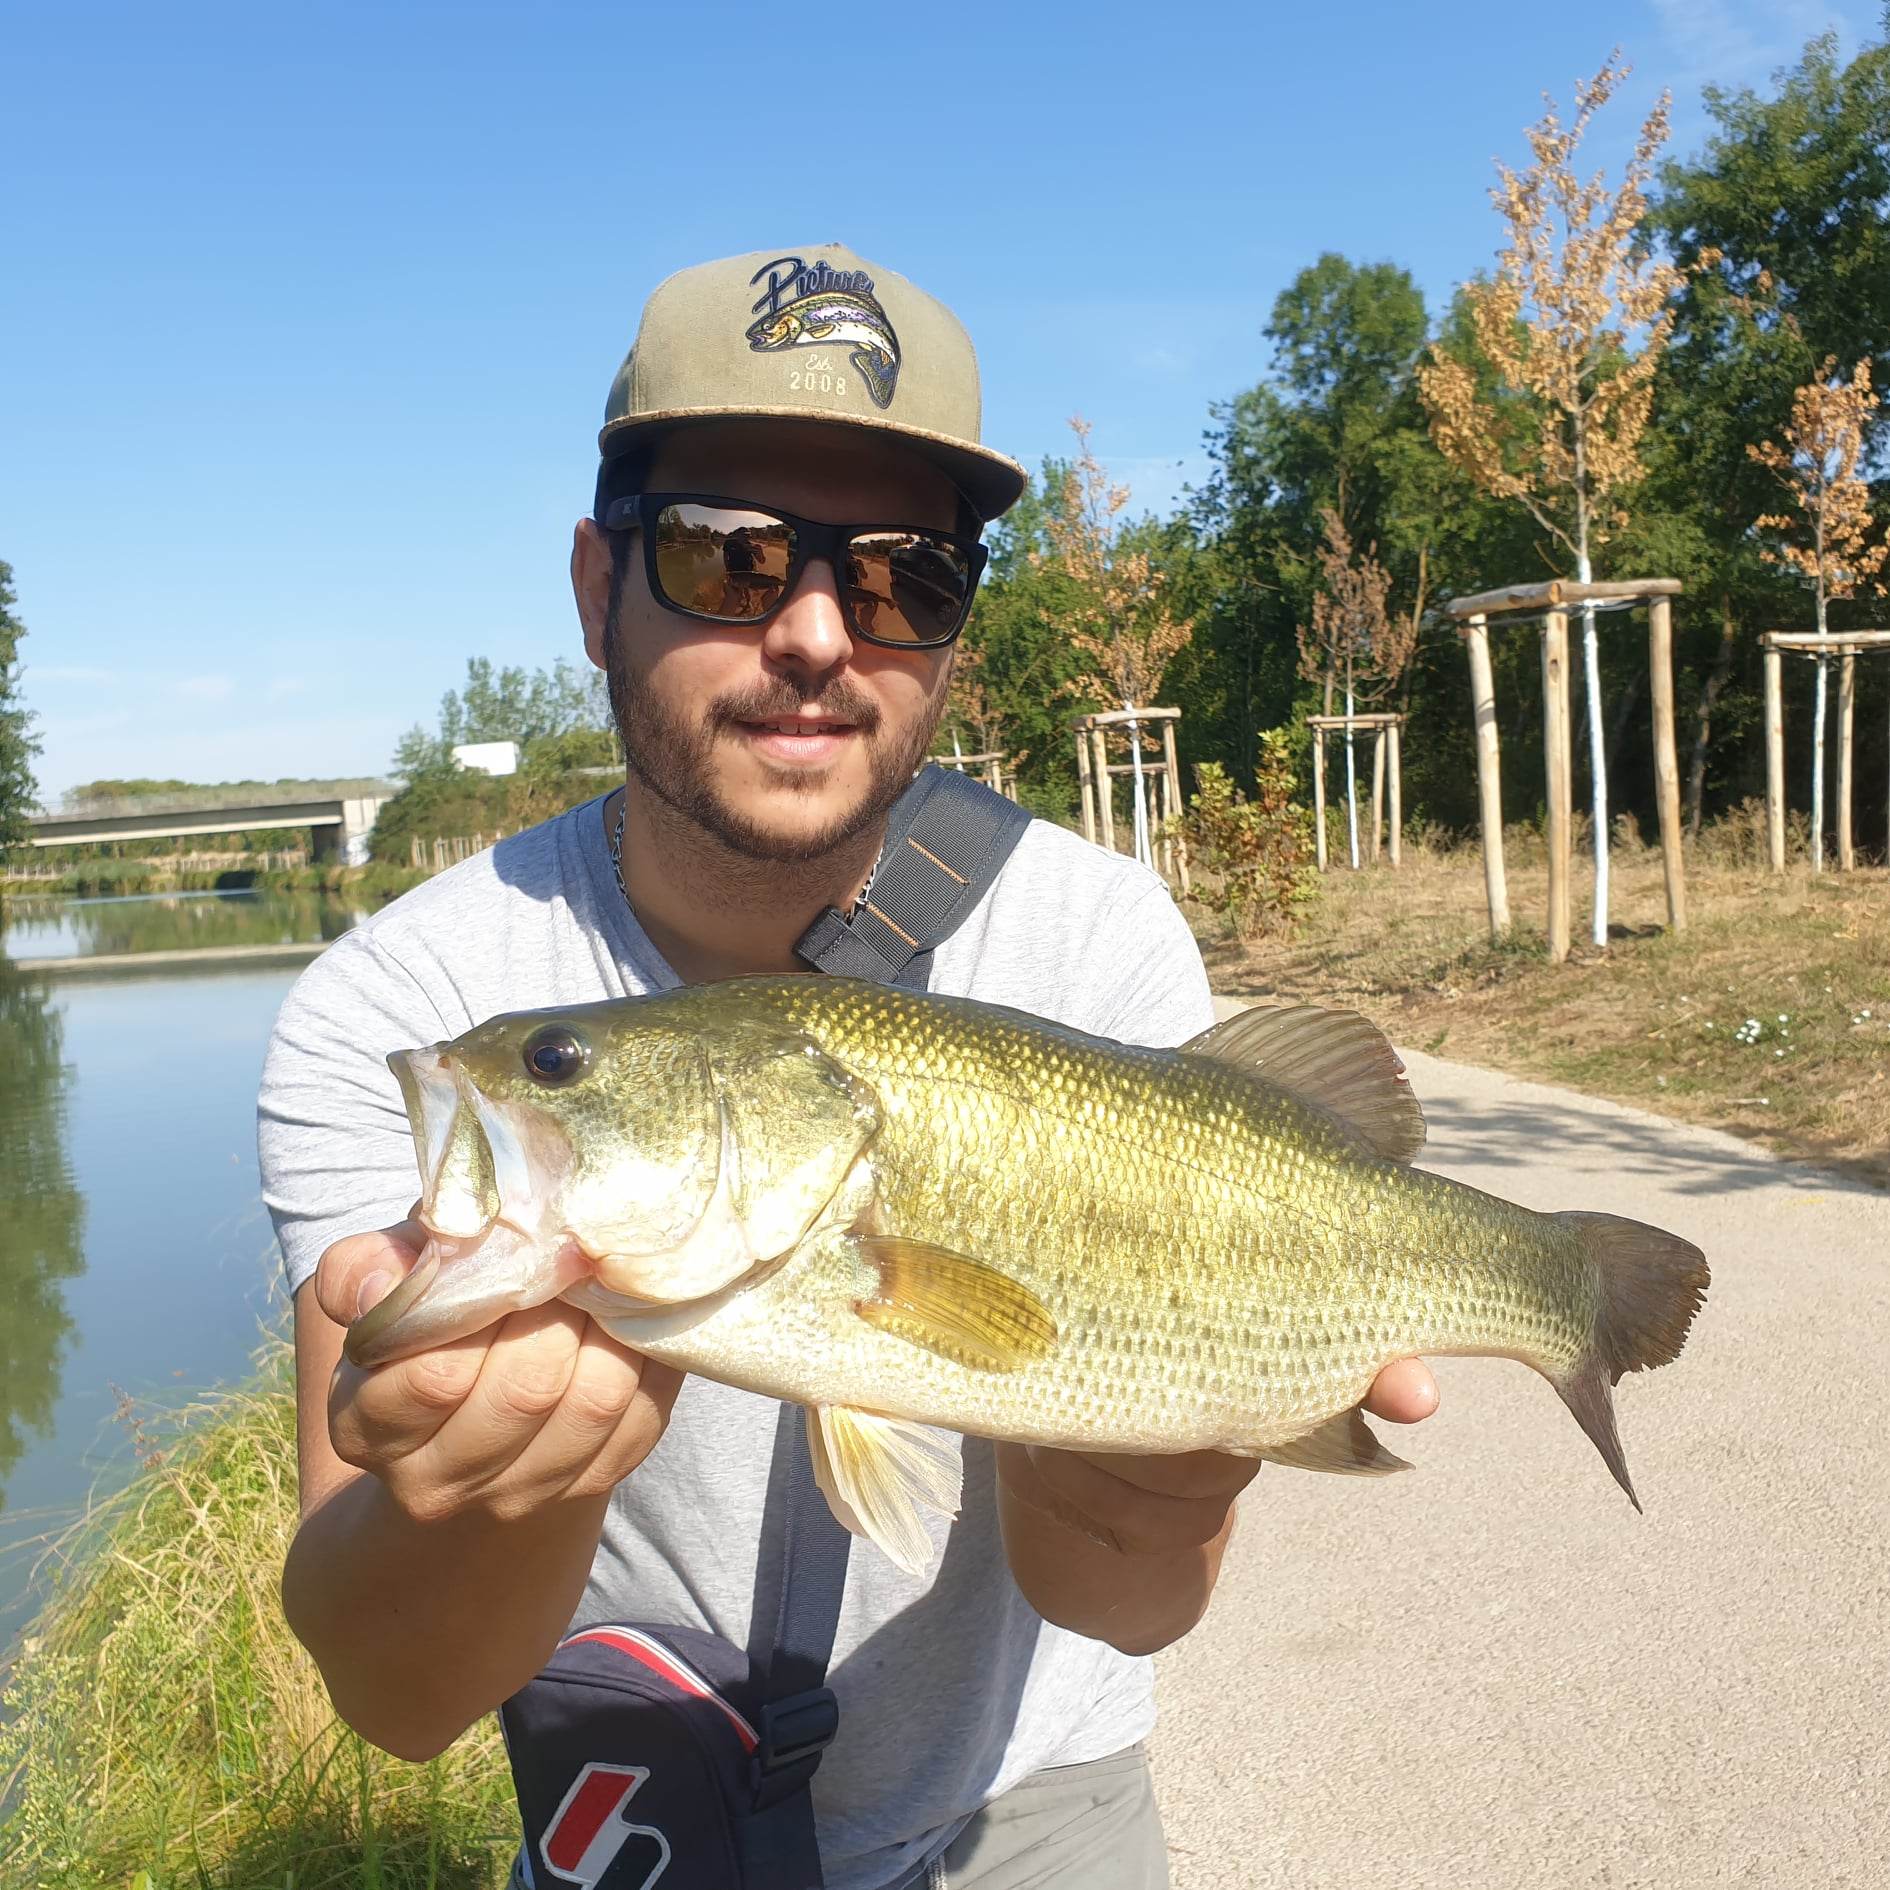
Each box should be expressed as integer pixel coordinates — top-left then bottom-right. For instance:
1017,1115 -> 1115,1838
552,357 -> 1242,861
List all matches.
733,718 -> 858,735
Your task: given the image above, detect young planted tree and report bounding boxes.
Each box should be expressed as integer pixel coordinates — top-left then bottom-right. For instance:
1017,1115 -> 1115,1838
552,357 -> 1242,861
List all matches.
1296,510 -> 1416,866
1420,52 -> 1692,945
1040,417 -> 1194,867
1748,357 -> 1889,869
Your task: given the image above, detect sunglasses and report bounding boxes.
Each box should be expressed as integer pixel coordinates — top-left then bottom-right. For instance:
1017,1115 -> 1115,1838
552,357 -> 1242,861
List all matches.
602,492 -> 988,650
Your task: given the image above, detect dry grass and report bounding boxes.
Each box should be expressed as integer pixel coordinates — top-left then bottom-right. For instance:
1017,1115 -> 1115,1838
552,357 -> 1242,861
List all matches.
1191,825 -> 1890,1189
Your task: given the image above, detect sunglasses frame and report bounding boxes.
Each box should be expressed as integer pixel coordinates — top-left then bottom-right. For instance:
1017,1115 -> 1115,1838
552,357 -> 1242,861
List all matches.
603,491 -> 988,650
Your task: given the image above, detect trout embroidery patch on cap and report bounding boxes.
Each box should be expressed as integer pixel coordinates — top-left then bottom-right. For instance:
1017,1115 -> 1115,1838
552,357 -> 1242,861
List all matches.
744,253 -> 902,410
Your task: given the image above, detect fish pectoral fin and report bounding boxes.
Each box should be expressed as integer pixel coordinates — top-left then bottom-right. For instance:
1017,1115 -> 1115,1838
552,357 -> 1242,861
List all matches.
1182,1004 -> 1426,1163
804,320 -> 836,338
1252,1406 -> 1413,1477
851,1236 -> 1058,1372
806,1404 -> 962,1577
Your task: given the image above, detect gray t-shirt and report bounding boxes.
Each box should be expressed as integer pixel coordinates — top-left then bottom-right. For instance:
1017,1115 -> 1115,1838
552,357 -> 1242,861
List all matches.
259,793 -> 1214,1890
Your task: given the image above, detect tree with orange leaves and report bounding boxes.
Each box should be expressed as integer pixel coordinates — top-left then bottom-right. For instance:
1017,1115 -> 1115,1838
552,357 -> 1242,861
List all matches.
1038,416 -> 1193,867
1296,510 -> 1415,866
1420,51 -> 1698,947
1748,357 -> 1889,871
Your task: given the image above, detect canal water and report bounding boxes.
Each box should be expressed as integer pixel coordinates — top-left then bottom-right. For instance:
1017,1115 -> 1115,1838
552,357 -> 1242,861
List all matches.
0,890 -> 364,1647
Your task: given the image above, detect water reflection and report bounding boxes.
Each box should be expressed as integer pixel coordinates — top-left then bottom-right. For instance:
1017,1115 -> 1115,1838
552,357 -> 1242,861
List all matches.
0,964 -> 86,1506
3,889 -> 363,962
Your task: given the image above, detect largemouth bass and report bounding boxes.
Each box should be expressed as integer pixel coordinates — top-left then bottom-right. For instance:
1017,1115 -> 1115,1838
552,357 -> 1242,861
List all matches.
346,978 -> 1708,1573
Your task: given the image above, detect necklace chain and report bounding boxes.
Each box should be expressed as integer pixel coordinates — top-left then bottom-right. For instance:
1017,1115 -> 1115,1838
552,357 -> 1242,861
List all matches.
608,792 -> 881,918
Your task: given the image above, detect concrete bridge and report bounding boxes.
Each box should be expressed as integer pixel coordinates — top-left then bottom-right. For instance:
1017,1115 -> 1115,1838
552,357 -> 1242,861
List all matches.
25,791 -> 394,862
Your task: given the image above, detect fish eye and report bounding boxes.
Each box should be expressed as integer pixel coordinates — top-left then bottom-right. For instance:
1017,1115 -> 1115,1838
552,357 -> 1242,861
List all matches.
522,1024 -> 589,1087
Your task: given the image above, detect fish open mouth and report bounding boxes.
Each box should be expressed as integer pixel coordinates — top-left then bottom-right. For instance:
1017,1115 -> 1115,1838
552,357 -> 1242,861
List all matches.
389,1046 -> 563,1244
344,1048 -> 590,1369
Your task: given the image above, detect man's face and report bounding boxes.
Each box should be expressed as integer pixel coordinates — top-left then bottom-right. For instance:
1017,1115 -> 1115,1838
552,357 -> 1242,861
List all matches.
575,420 -> 966,864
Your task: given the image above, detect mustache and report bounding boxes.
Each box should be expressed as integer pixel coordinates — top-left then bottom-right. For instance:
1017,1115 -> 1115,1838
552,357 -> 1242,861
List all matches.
709,680 -> 883,735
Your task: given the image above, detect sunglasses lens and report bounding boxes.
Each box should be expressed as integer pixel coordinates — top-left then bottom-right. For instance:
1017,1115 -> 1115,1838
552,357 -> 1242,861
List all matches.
652,503 -> 795,622
844,532 -> 975,645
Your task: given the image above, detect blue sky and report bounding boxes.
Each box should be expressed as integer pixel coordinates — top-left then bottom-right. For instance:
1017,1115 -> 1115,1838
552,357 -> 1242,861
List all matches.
3,0 -> 1870,800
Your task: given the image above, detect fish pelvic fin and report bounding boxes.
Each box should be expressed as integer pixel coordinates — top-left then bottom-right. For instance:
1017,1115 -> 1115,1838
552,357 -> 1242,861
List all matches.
1182,1004 -> 1425,1163
1251,1405 -> 1413,1477
806,1404 -> 962,1577
1552,1211 -> 1710,1512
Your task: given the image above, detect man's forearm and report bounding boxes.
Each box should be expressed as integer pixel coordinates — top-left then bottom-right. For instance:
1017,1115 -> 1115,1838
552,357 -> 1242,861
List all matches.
282,1471 -> 610,1760
995,1459 -> 1234,1656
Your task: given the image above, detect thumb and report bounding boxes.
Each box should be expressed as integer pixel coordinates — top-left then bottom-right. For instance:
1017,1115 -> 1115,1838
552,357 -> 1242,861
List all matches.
311,1213 -> 428,1331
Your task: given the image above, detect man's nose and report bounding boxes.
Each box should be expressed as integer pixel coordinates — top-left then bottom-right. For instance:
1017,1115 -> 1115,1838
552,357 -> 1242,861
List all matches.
760,554 -> 854,672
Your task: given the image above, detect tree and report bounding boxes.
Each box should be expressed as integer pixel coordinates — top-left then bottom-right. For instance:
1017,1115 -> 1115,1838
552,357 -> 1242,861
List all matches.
1749,356 -> 1889,868
1040,418 -> 1194,865
1421,52 -> 1694,946
393,655 -> 613,779
1649,21 -> 1890,832
0,561 -> 43,857
1296,510 -> 1416,865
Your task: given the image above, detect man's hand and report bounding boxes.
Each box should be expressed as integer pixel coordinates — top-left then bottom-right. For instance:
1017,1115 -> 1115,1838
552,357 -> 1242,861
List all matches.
994,1359 -> 1440,1654
313,1218 -> 683,1526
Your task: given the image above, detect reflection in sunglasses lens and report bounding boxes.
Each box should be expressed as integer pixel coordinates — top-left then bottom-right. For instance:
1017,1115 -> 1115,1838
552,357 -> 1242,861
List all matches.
654,504 -> 795,621
650,505 -> 971,643
846,533 -> 971,645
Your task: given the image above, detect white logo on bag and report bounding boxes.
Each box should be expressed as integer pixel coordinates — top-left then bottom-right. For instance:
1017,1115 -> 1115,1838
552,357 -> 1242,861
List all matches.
539,1762 -> 670,1889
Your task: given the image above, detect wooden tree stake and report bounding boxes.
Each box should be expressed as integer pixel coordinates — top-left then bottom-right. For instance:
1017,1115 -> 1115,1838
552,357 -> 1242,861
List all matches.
1387,720 -> 1404,868
1543,608 -> 1573,961
1312,728 -> 1329,871
1091,727 -> 1116,851
1464,615 -> 1509,933
1764,643 -> 1786,873
1369,729 -> 1386,864
1161,719 -> 1190,895
1838,652 -> 1856,871
1075,729 -> 1097,845
1649,595 -> 1687,931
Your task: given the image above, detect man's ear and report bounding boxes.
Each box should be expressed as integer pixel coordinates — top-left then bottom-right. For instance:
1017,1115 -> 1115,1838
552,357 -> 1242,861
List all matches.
572,517 -> 614,670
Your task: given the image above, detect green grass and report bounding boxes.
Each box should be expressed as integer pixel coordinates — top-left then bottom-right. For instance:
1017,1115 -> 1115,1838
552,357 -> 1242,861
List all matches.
0,1346 -> 516,1889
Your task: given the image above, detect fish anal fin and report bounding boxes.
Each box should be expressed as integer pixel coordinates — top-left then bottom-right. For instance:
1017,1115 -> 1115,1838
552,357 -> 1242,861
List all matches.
806,1404 -> 961,1576
1184,1004 -> 1426,1162
852,1235 -> 1058,1372
1253,1405 -> 1413,1477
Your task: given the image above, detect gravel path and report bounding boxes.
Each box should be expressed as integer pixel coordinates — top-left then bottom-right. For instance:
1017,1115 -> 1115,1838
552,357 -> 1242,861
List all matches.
1151,1025 -> 1888,1889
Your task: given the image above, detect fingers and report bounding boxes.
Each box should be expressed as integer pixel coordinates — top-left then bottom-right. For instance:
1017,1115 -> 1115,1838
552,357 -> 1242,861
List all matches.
1016,1444 -> 1255,1555
313,1214 -> 428,1330
1364,1357 -> 1439,1424
328,1300 -> 681,1525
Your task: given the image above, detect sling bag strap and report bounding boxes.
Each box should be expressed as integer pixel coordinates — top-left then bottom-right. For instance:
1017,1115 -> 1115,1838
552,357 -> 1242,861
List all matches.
745,765 -> 1035,1807
793,764 -> 1035,990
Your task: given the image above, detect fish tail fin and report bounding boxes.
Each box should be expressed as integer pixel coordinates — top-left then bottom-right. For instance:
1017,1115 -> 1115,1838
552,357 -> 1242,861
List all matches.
850,345 -> 896,408
1551,1211 -> 1709,1512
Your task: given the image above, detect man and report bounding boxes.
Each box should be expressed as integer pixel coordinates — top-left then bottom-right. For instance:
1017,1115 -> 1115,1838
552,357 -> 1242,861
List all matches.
263,244 -> 1436,1890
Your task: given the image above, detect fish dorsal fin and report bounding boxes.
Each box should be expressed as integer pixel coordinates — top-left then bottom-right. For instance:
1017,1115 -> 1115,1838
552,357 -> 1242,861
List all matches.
1183,1003 -> 1426,1162
806,1404 -> 962,1576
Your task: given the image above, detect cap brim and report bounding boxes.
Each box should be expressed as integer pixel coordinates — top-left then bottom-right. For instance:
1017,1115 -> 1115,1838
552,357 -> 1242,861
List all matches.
598,406 -> 1028,522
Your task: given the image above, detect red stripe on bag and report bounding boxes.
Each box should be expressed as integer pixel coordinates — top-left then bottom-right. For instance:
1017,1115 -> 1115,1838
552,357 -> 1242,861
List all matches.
561,1626 -> 761,1753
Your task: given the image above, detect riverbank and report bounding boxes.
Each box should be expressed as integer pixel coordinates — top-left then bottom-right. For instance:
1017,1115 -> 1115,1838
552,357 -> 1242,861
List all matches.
1193,827 -> 1890,1188
3,859 -> 430,901
0,1347 -> 515,1889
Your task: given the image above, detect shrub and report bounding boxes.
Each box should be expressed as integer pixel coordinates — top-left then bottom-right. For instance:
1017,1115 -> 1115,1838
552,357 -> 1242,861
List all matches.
1179,737 -> 1319,939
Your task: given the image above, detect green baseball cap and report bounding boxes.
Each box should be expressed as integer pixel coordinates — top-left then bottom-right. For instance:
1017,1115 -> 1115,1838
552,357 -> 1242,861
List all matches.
598,244 -> 1027,520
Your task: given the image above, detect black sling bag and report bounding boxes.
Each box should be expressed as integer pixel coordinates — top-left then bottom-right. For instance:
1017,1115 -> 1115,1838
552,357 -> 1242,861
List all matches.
500,766 -> 1033,1890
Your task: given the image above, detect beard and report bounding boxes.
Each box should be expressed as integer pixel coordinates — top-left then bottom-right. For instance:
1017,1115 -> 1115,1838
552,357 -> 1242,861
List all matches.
604,621 -> 945,865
